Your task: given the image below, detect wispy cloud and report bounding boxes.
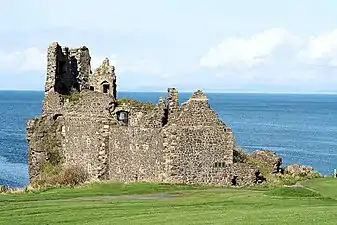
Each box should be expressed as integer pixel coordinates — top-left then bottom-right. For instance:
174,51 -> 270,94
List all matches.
200,28 -> 300,68
297,29 -> 337,66
0,47 -> 46,72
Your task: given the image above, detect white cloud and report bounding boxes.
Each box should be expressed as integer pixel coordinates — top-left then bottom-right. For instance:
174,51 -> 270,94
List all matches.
92,56 -> 162,75
200,28 -> 299,68
0,47 -> 46,72
297,29 -> 337,66
0,47 -> 162,77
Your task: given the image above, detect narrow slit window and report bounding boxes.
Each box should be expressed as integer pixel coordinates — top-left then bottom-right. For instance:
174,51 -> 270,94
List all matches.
214,162 -> 225,168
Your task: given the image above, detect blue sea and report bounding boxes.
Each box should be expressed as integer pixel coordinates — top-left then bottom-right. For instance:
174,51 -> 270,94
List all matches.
1,91 -> 337,187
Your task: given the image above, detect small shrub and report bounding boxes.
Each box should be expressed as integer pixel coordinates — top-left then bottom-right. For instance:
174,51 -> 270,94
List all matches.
233,148 -> 248,163
61,91 -> 82,103
32,165 -> 88,188
58,166 -> 89,186
41,162 -> 62,177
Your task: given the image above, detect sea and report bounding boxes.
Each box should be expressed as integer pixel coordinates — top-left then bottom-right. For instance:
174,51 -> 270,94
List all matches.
1,91 -> 336,187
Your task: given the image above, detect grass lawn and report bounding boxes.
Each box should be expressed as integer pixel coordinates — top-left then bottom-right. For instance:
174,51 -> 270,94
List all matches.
0,178 -> 337,224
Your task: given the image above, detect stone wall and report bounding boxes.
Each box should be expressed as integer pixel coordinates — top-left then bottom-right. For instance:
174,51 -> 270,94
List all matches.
69,47 -> 91,91
26,114 -> 65,181
162,90 -> 235,184
45,42 -> 59,92
108,126 -> 164,182
62,116 -> 110,180
107,100 -> 165,182
46,43 -> 72,94
58,91 -> 113,179
42,91 -> 64,115
166,88 -> 179,123
207,163 -> 260,186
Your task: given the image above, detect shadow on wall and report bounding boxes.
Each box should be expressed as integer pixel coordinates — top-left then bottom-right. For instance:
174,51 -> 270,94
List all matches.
55,56 -> 81,94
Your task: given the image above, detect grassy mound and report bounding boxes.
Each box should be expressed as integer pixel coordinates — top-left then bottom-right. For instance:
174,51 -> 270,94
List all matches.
265,187 -> 322,198
302,177 -> 337,199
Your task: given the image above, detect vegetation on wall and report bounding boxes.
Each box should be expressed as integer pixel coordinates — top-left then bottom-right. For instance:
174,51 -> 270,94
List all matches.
61,90 -> 82,103
32,164 -> 88,188
40,117 -> 63,166
31,115 -> 88,188
116,97 -> 156,111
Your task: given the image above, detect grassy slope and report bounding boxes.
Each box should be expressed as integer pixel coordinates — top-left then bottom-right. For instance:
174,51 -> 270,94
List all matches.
1,179 -> 337,225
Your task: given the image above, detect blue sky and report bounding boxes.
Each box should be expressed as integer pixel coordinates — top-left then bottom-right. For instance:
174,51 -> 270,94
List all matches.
1,0 -> 337,93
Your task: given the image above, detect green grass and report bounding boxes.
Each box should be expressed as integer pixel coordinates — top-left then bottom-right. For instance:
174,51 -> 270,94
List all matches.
302,177 -> 337,199
61,91 -> 82,103
115,97 -> 156,111
0,182 -> 203,202
265,186 -> 323,198
1,179 -> 337,224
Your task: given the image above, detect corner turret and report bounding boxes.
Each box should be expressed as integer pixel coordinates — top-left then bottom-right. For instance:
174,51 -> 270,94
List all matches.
89,58 -> 117,99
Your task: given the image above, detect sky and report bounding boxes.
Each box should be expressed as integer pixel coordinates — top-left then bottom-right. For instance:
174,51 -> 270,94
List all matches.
1,0 -> 337,93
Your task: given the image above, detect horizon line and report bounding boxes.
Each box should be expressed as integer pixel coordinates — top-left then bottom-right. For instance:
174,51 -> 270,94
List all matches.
1,89 -> 337,95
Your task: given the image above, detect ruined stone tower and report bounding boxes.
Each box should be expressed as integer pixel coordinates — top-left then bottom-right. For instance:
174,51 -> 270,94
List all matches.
26,42 -> 262,187
45,42 -> 116,98
45,42 -> 91,94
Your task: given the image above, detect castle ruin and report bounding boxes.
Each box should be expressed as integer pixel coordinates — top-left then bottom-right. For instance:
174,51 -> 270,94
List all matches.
26,42 -> 262,186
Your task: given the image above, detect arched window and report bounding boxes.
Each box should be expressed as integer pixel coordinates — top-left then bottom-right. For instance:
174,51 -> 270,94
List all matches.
101,81 -> 110,94
116,111 -> 129,125
53,114 -> 63,121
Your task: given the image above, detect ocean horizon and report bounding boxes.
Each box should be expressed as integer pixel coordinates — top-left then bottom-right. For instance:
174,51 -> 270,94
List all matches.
1,90 -> 336,187
2,89 -> 337,95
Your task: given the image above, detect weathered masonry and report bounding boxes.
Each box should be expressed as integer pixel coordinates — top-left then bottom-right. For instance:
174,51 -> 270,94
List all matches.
26,42 -> 262,186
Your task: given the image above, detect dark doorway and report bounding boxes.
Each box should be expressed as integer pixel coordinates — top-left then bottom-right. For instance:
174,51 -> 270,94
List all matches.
231,176 -> 238,186
90,86 -> 94,91
103,84 -> 110,93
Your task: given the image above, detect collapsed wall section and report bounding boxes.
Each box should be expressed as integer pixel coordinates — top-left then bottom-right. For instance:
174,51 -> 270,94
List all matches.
45,42 -> 91,95
162,90 -> 235,184
26,114 -> 65,181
